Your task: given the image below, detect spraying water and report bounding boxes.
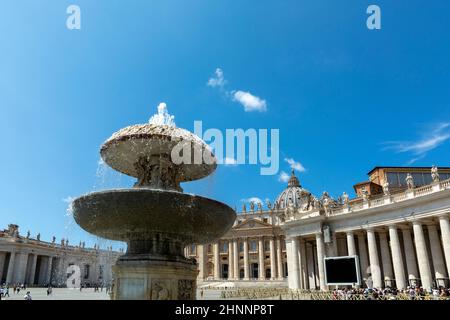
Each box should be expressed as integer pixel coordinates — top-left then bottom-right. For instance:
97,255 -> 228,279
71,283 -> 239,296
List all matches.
148,102 -> 176,127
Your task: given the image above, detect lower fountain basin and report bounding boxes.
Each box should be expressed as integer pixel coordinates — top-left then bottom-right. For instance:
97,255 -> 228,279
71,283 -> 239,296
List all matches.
72,188 -> 236,245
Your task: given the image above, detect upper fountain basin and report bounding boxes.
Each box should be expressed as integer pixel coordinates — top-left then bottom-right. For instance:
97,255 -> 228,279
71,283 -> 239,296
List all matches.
72,188 -> 236,244
100,124 -> 216,182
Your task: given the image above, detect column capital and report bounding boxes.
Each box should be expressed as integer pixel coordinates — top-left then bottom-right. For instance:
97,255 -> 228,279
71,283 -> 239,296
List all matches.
345,230 -> 355,236
387,224 -> 398,230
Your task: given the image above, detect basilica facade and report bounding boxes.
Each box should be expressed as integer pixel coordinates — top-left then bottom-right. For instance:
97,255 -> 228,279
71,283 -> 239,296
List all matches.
190,166 -> 450,291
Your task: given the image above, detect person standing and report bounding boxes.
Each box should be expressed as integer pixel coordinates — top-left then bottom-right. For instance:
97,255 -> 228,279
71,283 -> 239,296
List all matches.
24,291 -> 32,300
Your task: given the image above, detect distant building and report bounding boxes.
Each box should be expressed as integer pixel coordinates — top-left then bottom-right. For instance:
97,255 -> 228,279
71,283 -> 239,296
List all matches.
0,224 -> 121,287
188,166 -> 450,291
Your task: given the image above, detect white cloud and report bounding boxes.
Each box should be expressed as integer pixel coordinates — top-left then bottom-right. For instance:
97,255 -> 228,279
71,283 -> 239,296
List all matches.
232,90 -> 267,112
207,68 -> 268,112
207,68 -> 227,89
223,157 -> 238,166
242,197 -> 263,204
382,122 -> 450,163
278,171 -> 290,183
284,158 -> 306,172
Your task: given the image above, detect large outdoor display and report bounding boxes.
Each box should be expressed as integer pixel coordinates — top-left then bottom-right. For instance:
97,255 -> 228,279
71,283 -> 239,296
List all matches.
324,256 -> 361,286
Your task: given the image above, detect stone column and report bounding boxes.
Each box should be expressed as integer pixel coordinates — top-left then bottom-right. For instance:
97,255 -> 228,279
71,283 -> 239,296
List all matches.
388,225 -> 406,289
366,229 -> 382,288
228,241 -> 234,280
269,237 -> 276,280
213,243 -> 220,280
46,256 -> 54,285
315,233 -> 327,290
346,231 -> 356,256
401,226 -> 419,285
197,245 -> 208,281
427,224 -> 448,286
297,238 -> 305,289
258,238 -> 265,280
15,252 -> 29,284
276,238 -> 283,279
438,215 -> 450,276
299,239 -> 308,289
6,251 -> 16,284
357,233 -> 370,281
27,253 -> 37,285
286,237 -> 300,289
379,231 -> 394,286
233,240 -> 239,280
243,238 -> 250,280
412,221 -> 433,291
306,243 -> 316,289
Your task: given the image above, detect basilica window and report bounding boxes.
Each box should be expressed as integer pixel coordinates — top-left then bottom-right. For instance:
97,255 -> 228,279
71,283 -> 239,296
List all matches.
221,242 -> 229,253
239,242 -> 244,252
207,244 -> 212,254
190,244 -> 196,255
250,240 -> 257,252
264,240 -> 270,251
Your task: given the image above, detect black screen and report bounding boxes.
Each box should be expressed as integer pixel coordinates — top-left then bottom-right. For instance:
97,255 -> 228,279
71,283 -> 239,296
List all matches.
325,257 -> 359,284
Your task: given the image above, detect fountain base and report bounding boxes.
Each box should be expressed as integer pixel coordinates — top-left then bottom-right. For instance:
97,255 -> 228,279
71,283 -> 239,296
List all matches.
112,257 -> 198,300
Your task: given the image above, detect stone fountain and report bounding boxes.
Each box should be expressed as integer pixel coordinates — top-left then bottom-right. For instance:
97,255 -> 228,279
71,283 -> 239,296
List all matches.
72,103 -> 236,300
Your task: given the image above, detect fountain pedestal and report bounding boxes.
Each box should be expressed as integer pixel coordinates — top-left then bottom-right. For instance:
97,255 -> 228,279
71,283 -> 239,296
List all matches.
113,259 -> 197,300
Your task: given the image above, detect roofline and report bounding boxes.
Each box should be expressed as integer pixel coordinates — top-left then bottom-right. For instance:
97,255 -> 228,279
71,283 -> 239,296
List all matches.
367,166 -> 450,176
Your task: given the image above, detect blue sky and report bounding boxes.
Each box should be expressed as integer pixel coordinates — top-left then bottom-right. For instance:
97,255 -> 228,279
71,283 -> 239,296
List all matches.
1,0 -> 450,250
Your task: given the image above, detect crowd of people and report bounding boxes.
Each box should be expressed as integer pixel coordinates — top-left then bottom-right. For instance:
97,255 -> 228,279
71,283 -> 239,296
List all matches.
219,286 -> 450,300
0,283 -> 33,300
0,282 -> 112,300
329,286 -> 450,300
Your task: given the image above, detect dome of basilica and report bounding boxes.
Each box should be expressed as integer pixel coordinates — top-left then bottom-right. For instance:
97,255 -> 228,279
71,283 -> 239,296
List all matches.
275,170 -> 313,210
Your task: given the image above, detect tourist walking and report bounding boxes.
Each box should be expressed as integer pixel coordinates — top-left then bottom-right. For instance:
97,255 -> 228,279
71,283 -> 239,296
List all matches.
24,291 -> 32,300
